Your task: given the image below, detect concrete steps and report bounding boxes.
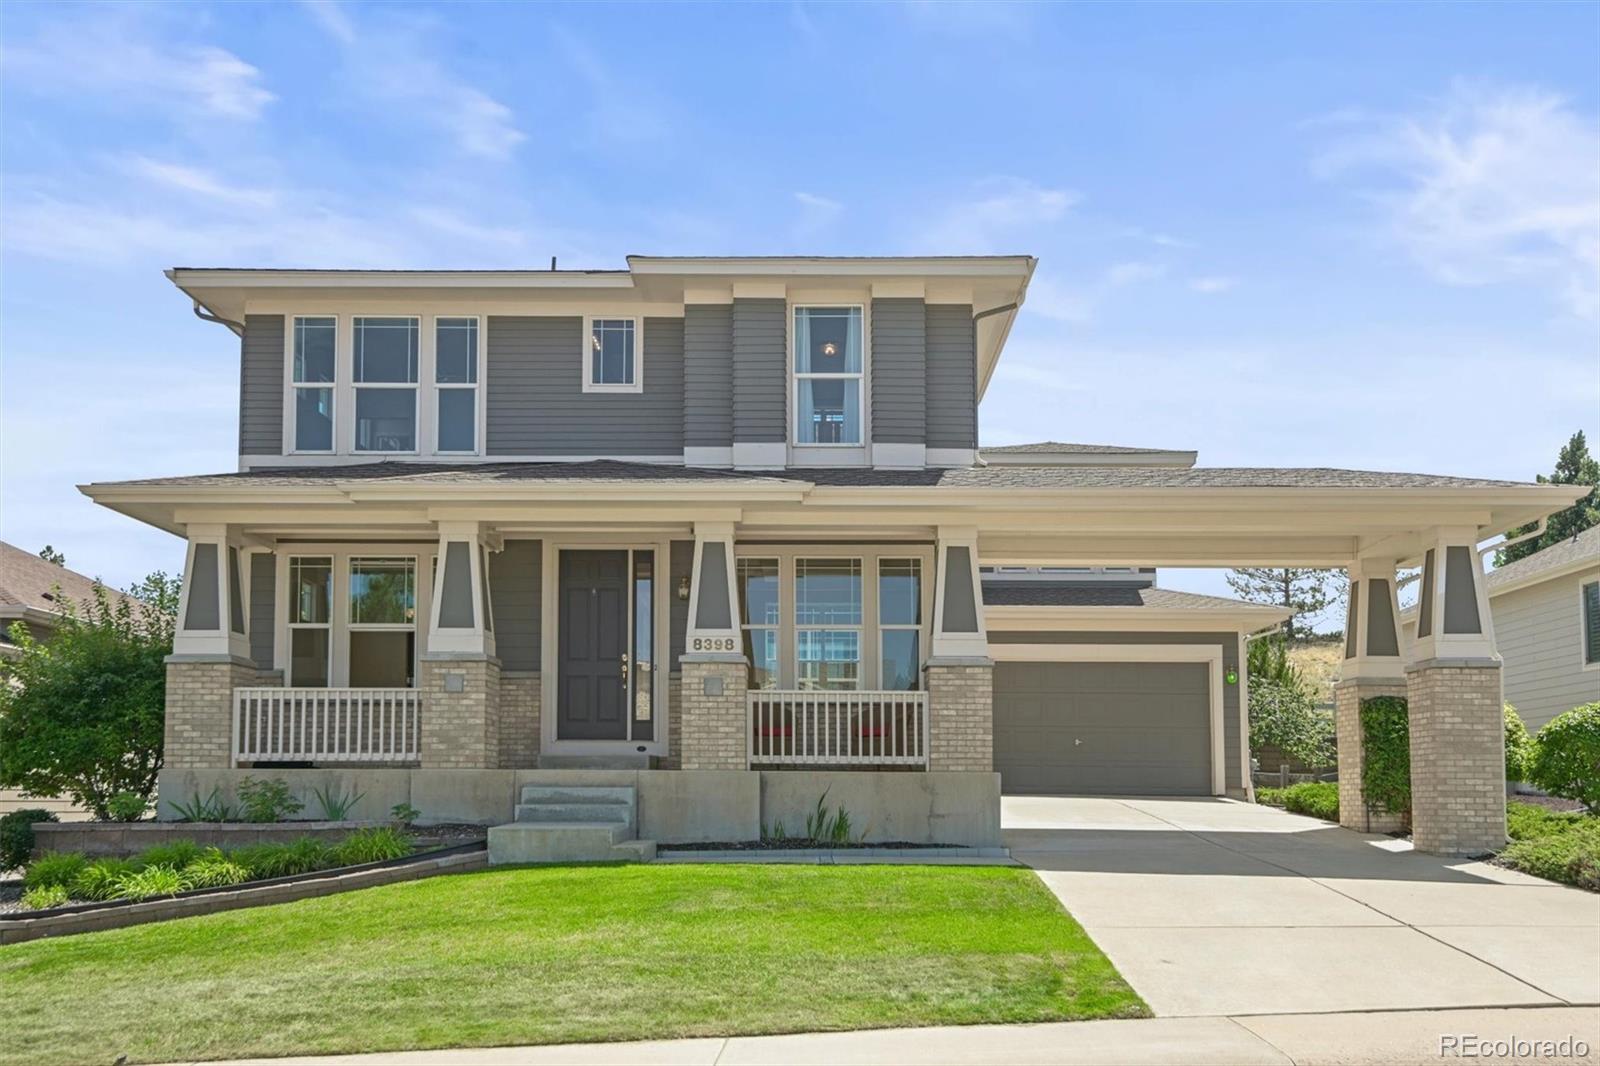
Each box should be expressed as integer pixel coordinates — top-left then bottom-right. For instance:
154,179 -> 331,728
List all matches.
535,753 -> 651,770
488,785 -> 653,865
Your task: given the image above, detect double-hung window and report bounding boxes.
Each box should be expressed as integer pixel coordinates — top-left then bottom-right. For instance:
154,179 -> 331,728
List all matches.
435,317 -> 479,453
353,317 -> 419,452
878,559 -> 921,691
795,558 -> 862,690
584,316 -> 641,392
738,558 -> 781,690
1583,580 -> 1600,668
292,317 -> 336,452
348,557 -> 417,688
287,556 -> 332,686
794,306 -> 863,445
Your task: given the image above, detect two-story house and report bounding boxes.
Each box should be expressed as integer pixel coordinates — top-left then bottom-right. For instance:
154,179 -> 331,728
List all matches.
82,256 -> 1583,858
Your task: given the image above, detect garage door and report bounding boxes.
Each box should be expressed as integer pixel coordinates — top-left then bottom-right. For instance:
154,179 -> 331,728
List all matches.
993,660 -> 1213,795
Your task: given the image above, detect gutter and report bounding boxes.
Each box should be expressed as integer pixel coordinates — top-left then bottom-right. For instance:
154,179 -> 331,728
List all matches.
191,299 -> 244,337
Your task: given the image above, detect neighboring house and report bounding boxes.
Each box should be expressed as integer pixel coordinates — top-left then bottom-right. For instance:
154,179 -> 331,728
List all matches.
78,257 -> 1583,858
1401,526 -> 1600,732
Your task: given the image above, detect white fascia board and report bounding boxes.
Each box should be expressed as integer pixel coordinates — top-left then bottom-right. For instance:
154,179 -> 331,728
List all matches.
979,451 -> 1199,468
984,604 -> 1292,632
627,256 -> 1036,278
167,270 -> 637,290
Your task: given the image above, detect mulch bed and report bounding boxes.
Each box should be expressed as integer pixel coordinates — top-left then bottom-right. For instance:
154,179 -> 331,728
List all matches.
659,840 -> 964,852
1510,794 -> 1585,813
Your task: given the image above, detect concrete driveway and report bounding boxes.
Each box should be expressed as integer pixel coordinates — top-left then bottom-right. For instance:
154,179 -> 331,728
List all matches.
1006,795 -> 1600,1017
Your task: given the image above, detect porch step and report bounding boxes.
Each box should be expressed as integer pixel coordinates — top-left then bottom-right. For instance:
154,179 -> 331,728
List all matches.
487,821 -> 654,864
515,802 -> 634,827
518,785 -> 636,806
536,753 -> 651,770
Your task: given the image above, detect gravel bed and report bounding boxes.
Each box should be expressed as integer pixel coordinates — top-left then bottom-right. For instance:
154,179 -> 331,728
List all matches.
0,878 -> 21,916
659,840 -> 964,852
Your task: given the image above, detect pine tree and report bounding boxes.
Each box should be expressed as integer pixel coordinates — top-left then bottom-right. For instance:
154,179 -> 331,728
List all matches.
1496,431 -> 1600,566
1224,568 -> 1345,642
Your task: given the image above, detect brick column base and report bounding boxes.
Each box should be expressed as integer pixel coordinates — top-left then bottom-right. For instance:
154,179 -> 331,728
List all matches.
1333,678 -> 1408,833
497,671 -> 540,769
925,659 -> 993,771
419,656 -> 501,769
1407,658 -> 1506,856
679,656 -> 748,770
164,657 -> 259,769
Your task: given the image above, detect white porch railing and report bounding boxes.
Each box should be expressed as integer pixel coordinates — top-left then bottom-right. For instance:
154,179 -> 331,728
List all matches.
233,687 -> 421,765
747,690 -> 929,767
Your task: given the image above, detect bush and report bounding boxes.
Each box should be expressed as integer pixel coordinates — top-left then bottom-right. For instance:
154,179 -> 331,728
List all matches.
1499,820 -> 1600,892
333,827 -> 413,866
0,808 -> 57,872
236,777 -> 303,823
231,837 -> 332,879
1529,703 -> 1600,813
71,858 -> 137,901
1276,781 -> 1340,821
1506,801 -> 1587,841
1249,677 -> 1334,769
23,851 -> 86,891
181,849 -> 251,889
20,884 -> 71,911
135,839 -> 205,871
114,864 -> 186,900
106,790 -> 147,822
1360,695 -> 1411,821
390,802 -> 421,829
1504,704 -> 1536,783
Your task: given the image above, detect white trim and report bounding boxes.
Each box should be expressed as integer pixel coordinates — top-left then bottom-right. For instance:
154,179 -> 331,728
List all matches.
430,315 -> 484,457
683,446 -> 733,468
988,642 -> 1227,796
871,443 -> 926,469
285,315 -> 338,456
983,605 -> 1289,633
1237,631 -> 1253,802
925,447 -> 977,468
581,315 -> 644,394
979,449 -> 1198,468
931,527 -> 989,659
731,442 -> 787,469
240,452 -> 685,469
789,302 -> 869,452
351,315 -> 421,456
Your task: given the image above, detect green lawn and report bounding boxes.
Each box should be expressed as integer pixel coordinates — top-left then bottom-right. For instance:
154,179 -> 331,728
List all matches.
0,864 -> 1146,1065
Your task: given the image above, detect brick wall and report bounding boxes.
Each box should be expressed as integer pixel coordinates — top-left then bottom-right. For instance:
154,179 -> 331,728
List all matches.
165,659 -> 258,769
1407,661 -> 1506,856
661,674 -> 683,769
926,662 -> 993,771
418,657 -> 501,769
497,672 -> 540,769
678,658 -> 747,770
1332,678 -> 1407,833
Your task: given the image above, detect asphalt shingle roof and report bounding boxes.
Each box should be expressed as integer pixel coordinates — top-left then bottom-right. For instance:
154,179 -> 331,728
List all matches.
0,541 -> 130,617
980,441 -> 1183,455
1486,525 -> 1600,591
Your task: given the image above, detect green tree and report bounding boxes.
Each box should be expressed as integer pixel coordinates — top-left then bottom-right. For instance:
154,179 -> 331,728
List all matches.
1225,568 -> 1346,642
37,545 -> 65,567
1497,431 -> 1600,566
1246,635 -> 1332,768
0,573 -> 178,819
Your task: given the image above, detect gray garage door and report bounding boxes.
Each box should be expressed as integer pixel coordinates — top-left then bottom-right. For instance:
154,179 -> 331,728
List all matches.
993,660 -> 1212,795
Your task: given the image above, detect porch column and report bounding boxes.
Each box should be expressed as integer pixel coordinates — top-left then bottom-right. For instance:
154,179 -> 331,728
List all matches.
419,522 -> 500,769
1405,527 -> 1505,856
167,525 -> 256,770
1334,557 -> 1408,833
680,522 -> 747,770
925,526 -> 992,771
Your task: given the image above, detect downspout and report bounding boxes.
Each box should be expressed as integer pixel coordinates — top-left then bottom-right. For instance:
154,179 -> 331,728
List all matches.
969,302 -> 1020,468
192,300 -> 244,337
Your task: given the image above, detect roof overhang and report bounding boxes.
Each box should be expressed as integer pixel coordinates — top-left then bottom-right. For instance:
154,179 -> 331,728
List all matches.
1485,554 -> 1600,598
985,602 -> 1291,634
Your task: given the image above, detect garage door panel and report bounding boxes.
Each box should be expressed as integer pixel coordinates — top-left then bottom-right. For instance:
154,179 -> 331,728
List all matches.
994,660 -> 1212,796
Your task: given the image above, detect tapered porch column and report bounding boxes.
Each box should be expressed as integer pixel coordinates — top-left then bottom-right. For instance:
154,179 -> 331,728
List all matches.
1334,557 -> 1408,832
167,525 -> 256,769
925,526 -> 992,771
680,522 -> 747,769
1405,527 -> 1505,855
420,522 -> 500,768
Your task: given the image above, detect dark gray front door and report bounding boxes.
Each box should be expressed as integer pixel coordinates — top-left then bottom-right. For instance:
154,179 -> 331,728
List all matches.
558,550 -> 630,740
993,661 -> 1212,795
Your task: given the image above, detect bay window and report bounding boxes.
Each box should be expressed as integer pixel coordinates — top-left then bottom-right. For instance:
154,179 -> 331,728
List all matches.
794,306 -> 863,445
291,317 -> 336,452
435,317 -> 479,453
354,317 -> 419,452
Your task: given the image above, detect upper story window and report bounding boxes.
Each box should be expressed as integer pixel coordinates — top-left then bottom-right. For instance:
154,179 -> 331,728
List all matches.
1582,579 -> 1599,668
353,317 -> 419,453
584,316 -> 641,393
794,306 -> 863,445
435,317 -> 479,453
292,317 -> 336,453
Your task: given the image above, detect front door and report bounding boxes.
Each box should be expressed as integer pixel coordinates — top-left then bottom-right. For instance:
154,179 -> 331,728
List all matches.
558,550 -> 630,740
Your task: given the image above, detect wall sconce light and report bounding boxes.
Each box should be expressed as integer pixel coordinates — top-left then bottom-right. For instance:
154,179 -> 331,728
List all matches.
1224,667 -> 1239,685
677,575 -> 691,601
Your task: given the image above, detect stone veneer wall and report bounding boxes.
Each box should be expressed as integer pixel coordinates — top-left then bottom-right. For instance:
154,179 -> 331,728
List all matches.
1407,660 -> 1506,856
678,658 -> 747,770
418,657 -> 500,769
661,674 -> 684,769
925,662 -> 993,771
164,658 -> 260,769
1332,678 -> 1408,834
497,672 -> 541,769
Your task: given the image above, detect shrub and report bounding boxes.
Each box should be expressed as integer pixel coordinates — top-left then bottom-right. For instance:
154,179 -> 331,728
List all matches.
170,786 -> 235,823
181,849 -> 251,889
1360,695 -> 1411,821
332,827 -> 413,866
1504,704 -> 1536,783
1255,786 -> 1286,808
106,790 -> 148,822
1277,781 -> 1339,821
231,837 -> 332,879
801,792 -> 856,844
1529,703 -> 1600,813
0,808 -> 57,872
20,884 -> 71,911
311,784 -> 365,821
114,864 -> 186,900
71,858 -> 137,901
1249,677 -> 1334,769
1506,801 -> 1587,841
236,777 -> 303,823
135,839 -> 205,871
390,802 -> 421,829
23,851 -> 86,891
1499,820 -> 1600,892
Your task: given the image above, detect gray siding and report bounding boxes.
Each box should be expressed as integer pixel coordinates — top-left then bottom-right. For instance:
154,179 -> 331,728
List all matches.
240,315 -> 284,455
491,539 -> 541,671
249,553 -> 275,671
732,298 -> 787,443
486,317 -> 685,455
989,630 -> 1245,793
870,298 -> 926,445
669,539 -> 693,670
925,304 -> 976,449
1494,567 -> 1600,731
683,305 -> 733,448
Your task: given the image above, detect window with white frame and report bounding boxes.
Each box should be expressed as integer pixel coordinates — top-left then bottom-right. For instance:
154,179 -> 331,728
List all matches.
354,317 -> 419,452
584,317 -> 640,392
794,306 -> 863,445
795,558 -> 862,690
287,556 -> 332,686
435,317 -> 479,453
878,559 -> 921,691
1583,580 -> 1600,667
738,558 -> 781,690
292,317 -> 337,452
348,557 -> 417,687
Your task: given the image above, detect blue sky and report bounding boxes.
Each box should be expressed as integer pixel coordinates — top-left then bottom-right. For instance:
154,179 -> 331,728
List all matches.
2,0 -> 1597,617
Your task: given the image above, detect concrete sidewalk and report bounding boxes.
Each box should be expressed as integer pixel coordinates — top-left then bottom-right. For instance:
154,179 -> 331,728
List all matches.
189,1006 -> 1600,1065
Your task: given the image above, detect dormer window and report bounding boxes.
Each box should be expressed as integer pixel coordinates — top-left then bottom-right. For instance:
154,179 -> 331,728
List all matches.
794,305 -> 862,445
584,316 -> 641,393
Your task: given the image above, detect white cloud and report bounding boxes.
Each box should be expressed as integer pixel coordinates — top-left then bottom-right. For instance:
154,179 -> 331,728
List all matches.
1315,82 -> 1600,318
795,191 -> 842,213
550,25 -> 671,146
409,206 -> 527,248
916,177 -> 1080,254
1188,275 -> 1237,294
122,157 -> 279,209
1025,260 -> 1168,324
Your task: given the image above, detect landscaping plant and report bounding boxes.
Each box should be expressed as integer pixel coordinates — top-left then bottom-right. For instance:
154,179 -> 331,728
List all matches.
71,859 -> 137,901
1504,704 -> 1536,783
1248,676 -> 1334,769
181,849 -> 252,889
1498,817 -> 1600,892
1276,780 -> 1339,821
20,884 -> 70,911
312,783 -> 365,821
389,802 -> 421,829
1360,695 -> 1410,823
106,790 -> 147,822
170,786 -> 235,823
136,839 -> 206,871
236,777 -> 304,823
23,852 -> 87,892
114,864 -> 186,901
332,827 -> 413,866
1529,702 -> 1600,813
0,807 -> 56,872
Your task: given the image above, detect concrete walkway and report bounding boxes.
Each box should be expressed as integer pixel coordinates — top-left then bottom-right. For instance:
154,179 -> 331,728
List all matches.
1006,795 -> 1600,1017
